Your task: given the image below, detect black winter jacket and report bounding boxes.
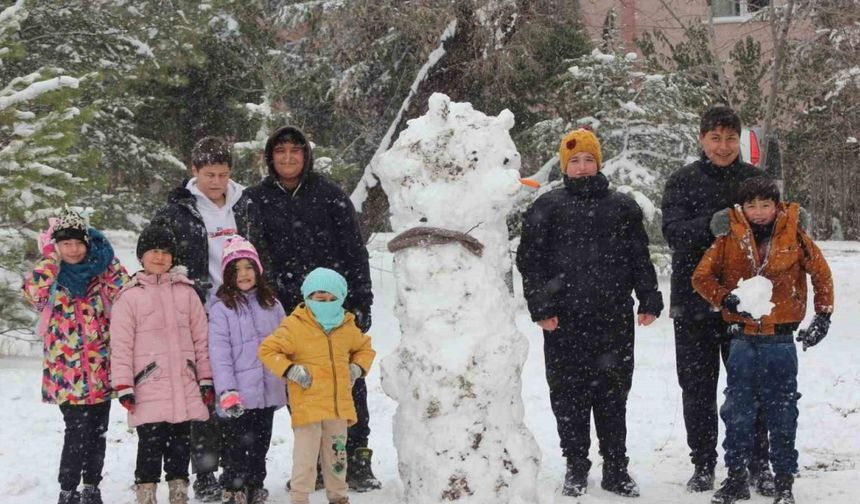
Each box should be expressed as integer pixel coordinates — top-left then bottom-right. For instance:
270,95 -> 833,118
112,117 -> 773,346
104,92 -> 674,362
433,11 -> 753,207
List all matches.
517,173 -> 663,321
237,127 -> 372,316
150,184 -> 252,304
660,153 -> 762,319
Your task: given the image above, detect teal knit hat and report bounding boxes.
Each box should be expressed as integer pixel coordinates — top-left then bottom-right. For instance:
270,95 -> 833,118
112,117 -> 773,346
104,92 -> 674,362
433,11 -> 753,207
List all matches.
301,267 -> 348,301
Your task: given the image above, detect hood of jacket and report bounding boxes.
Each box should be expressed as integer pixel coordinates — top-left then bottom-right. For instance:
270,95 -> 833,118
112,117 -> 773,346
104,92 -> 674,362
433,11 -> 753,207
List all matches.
186,178 -> 245,212
265,126 -> 314,183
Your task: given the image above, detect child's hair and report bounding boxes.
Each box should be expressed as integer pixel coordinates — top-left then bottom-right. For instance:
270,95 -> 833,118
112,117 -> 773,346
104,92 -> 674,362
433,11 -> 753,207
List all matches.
736,176 -> 780,205
192,136 -> 232,169
700,105 -> 742,135
216,259 -> 278,311
271,128 -> 307,148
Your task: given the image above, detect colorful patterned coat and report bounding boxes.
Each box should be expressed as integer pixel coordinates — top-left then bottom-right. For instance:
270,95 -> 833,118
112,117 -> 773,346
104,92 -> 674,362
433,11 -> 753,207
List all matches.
22,256 -> 129,405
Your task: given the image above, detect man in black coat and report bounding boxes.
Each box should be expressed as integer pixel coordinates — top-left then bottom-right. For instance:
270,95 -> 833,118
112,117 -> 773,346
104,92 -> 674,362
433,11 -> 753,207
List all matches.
237,126 -> 379,491
149,137 -> 248,501
661,106 -> 772,494
518,127 -> 663,498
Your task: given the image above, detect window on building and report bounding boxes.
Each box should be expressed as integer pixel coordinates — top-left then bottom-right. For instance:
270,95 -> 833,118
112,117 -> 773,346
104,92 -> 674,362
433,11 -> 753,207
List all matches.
709,0 -> 771,18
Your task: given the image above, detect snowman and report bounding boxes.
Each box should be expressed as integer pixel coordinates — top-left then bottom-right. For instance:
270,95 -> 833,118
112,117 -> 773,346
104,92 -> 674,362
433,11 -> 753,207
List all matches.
373,93 -> 540,503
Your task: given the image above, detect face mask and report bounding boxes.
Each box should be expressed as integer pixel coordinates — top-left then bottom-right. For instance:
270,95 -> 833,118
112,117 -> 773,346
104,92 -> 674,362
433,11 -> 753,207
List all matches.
306,299 -> 345,333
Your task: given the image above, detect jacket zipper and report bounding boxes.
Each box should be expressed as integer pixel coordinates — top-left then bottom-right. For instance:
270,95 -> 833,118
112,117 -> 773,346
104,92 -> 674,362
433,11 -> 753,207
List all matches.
743,210 -> 782,335
326,333 -> 340,418
74,300 -> 95,403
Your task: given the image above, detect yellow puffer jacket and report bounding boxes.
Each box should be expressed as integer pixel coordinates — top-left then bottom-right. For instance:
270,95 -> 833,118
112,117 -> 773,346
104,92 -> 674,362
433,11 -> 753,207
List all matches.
258,304 -> 375,427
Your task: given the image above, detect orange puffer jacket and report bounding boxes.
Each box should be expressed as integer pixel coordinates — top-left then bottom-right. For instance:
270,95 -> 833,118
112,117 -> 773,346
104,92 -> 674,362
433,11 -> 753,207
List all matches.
258,304 -> 375,428
692,202 -> 834,335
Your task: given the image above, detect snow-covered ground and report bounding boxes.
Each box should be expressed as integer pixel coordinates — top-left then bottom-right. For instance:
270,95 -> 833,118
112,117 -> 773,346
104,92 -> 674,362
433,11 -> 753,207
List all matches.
1,236 -> 858,503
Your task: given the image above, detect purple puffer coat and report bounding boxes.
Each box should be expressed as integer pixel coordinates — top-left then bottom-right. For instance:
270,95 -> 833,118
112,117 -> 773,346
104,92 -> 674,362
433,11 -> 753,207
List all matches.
208,290 -> 287,412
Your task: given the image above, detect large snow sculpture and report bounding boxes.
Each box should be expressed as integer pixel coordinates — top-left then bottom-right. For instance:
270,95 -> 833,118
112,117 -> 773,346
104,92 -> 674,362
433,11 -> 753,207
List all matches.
374,93 -> 540,503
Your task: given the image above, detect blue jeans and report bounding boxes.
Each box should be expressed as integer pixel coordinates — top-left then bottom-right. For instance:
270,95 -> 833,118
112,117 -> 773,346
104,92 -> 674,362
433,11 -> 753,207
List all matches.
721,335 -> 800,475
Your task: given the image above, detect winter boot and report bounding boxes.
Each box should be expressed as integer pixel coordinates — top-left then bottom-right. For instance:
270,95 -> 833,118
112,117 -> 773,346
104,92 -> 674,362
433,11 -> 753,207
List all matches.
687,465 -> 716,492
346,447 -> 382,492
58,489 -> 80,504
220,489 -> 248,504
80,485 -> 103,504
193,472 -> 221,502
601,459 -> 640,497
286,463 -> 325,491
134,483 -> 157,504
749,467 -> 776,497
167,479 -> 189,504
248,488 -> 268,504
772,474 -> 795,504
562,459 -> 588,497
711,469 -> 751,504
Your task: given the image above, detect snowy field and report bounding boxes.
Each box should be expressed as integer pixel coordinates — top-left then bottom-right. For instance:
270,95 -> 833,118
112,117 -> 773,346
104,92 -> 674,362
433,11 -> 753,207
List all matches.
1,234 -> 858,503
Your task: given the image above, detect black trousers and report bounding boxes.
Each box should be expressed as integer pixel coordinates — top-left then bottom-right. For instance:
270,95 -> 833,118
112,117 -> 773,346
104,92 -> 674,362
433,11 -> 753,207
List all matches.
674,315 -> 769,471
544,311 -> 635,472
220,407 -> 276,490
347,378 -> 369,455
190,408 -> 222,475
58,402 -> 111,491
135,421 -> 192,484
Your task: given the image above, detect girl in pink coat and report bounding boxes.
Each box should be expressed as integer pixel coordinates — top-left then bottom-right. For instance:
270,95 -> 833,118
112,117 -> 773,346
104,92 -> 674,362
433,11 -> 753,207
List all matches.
110,225 -> 213,504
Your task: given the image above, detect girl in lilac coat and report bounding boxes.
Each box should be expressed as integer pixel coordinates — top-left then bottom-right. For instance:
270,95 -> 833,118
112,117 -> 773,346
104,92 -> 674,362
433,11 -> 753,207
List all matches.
208,236 -> 287,504
110,225 -> 214,504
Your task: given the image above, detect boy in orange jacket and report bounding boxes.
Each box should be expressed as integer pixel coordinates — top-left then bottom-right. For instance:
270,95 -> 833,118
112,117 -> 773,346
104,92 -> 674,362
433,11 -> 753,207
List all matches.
692,177 -> 834,504
258,267 -> 375,504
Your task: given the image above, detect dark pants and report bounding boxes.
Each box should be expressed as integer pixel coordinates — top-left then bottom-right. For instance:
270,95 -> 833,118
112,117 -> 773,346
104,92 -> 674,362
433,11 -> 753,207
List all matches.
135,421 -> 192,484
190,410 -> 222,475
674,316 -> 769,471
722,336 -> 799,475
221,407 -> 276,490
347,378 -> 369,455
58,402 -> 111,491
544,310 -> 635,471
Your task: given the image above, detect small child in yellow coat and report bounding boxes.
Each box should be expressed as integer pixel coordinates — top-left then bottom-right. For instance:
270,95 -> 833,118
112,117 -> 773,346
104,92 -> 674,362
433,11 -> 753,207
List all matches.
258,267 -> 375,504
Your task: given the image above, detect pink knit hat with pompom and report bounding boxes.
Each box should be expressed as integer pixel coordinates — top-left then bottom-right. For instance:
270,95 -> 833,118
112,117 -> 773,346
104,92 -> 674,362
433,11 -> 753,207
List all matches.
221,236 -> 263,277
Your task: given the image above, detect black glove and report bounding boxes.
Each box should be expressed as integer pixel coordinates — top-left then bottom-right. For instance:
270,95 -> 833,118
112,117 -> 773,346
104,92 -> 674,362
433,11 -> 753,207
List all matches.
710,208 -> 731,237
796,313 -> 831,351
721,294 -> 752,319
353,308 -> 372,333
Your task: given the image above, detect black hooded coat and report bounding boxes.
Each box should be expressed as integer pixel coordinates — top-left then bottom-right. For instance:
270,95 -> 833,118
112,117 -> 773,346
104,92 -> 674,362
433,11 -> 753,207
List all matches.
237,126 -> 372,318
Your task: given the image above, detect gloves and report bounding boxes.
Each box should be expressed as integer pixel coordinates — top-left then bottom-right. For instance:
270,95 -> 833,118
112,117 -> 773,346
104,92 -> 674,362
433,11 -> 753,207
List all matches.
38,217 -> 59,260
199,381 -> 215,406
286,364 -> 312,389
353,308 -> 372,333
710,208 -> 731,237
796,312 -> 831,351
219,390 -> 245,418
349,363 -> 364,387
117,386 -> 135,413
721,294 -> 752,319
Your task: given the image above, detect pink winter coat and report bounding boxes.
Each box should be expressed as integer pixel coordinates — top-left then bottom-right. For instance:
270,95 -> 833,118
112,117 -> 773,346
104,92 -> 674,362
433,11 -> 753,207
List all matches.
109,268 -> 212,427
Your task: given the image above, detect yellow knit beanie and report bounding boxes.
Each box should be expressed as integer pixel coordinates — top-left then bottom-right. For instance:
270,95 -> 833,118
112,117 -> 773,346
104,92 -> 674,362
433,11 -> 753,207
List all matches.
559,127 -> 602,173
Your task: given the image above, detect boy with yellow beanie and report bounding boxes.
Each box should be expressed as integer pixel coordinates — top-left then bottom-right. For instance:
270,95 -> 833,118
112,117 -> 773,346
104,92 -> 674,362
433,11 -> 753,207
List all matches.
517,127 -> 663,498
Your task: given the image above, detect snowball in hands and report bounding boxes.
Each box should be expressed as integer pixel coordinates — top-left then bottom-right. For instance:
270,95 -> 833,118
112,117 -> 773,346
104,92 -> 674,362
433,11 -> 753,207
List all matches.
731,276 -> 775,319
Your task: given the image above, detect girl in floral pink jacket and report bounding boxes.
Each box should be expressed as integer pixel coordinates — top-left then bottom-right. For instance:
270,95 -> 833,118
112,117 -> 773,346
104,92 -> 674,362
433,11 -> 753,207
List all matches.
109,224 -> 213,504
22,208 -> 129,504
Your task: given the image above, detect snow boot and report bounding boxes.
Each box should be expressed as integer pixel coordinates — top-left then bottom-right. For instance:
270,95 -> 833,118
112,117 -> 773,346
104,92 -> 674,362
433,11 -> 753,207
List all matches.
80,485 -> 103,504
601,459 -> 640,497
687,465 -> 716,492
346,447 -> 382,492
248,488 -> 268,504
711,469 -> 751,504
220,489 -> 247,504
562,459 -> 588,497
772,474 -> 795,504
58,489 -> 80,504
749,467 -> 776,496
193,472 -> 221,502
167,479 -> 189,504
134,483 -> 157,504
